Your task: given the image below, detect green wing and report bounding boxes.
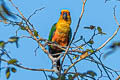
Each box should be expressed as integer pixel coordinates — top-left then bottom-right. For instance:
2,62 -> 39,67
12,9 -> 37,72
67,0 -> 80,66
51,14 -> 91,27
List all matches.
68,27 -> 72,43
48,23 -> 56,41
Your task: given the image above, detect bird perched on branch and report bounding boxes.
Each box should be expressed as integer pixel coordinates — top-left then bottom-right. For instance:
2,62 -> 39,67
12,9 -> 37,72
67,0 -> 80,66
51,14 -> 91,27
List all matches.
48,9 -> 72,70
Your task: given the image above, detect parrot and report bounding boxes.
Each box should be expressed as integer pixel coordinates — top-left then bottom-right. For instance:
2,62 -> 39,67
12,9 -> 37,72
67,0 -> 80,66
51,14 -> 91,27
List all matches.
48,9 -> 72,70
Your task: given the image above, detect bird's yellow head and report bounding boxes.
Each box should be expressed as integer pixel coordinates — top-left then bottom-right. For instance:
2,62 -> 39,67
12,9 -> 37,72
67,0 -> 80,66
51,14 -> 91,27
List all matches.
59,9 -> 71,25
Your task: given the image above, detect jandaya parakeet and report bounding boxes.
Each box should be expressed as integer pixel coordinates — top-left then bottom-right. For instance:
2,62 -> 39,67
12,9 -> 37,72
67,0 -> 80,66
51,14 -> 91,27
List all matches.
48,9 -> 72,70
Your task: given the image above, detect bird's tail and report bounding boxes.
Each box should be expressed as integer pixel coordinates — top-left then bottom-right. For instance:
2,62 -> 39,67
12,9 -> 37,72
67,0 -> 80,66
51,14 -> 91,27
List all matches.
54,55 -> 60,70
49,48 -> 60,70
52,53 -> 60,71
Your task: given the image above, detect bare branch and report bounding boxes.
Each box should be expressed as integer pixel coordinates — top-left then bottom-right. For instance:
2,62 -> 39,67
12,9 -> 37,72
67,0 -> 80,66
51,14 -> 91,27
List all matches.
9,0 -> 26,20
43,71 -> 48,80
34,45 -> 39,56
0,58 -> 54,72
28,7 -> 45,20
113,6 -> 119,25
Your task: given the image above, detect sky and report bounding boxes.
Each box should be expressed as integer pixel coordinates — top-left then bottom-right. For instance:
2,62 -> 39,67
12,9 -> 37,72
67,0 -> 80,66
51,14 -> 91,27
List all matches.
0,0 -> 120,80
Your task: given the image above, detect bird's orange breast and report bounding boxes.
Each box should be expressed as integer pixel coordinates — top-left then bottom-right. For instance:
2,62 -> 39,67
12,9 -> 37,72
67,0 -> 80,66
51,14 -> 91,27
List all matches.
52,30 -> 69,47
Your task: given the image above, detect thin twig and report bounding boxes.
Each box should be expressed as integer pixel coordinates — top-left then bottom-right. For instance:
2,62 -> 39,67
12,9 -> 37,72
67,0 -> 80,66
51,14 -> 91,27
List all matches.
43,71 -> 48,80
0,58 -> 54,72
67,55 -> 80,80
94,54 -> 112,80
34,45 -> 39,56
9,0 -> 35,30
85,37 -> 112,80
28,7 -> 45,20
85,58 -> 120,75
113,6 -> 119,25
9,0 -> 26,20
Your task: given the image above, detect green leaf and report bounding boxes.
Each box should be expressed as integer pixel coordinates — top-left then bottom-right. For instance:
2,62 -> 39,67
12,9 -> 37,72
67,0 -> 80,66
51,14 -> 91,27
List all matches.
84,25 -> 95,30
73,55 -> 79,59
68,75 -> 73,80
86,49 -> 94,53
20,26 -> 29,31
97,27 -> 102,33
88,40 -> 94,44
33,30 -> 38,37
97,27 -> 106,35
110,42 -> 120,48
80,73 -> 86,78
60,75 -> 65,80
11,67 -> 17,73
0,41 -> 5,48
8,36 -> 19,48
18,22 -> 26,30
6,67 -> 11,79
8,59 -> 17,64
25,26 -> 29,29
87,71 -> 97,77
20,26 -> 25,30
89,49 -> 94,53
78,46 -> 84,49
8,37 -> 19,43
18,22 -> 22,26
73,56 -> 76,59
86,49 -> 90,52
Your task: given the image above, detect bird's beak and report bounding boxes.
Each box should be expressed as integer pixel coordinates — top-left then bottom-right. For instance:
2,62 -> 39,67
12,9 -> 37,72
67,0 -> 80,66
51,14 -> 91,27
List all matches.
63,12 -> 68,21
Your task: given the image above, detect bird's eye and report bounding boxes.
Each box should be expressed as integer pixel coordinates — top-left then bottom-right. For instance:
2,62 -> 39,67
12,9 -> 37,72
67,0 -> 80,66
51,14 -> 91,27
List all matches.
60,12 -> 63,15
68,12 -> 70,16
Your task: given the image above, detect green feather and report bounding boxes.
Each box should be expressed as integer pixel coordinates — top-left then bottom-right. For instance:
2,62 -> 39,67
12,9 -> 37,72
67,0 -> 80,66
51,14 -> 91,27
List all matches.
48,23 -> 56,41
68,27 -> 72,43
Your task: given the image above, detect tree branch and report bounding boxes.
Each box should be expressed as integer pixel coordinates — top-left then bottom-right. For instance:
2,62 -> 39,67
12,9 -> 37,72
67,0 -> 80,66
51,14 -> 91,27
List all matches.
0,58 -> 54,72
